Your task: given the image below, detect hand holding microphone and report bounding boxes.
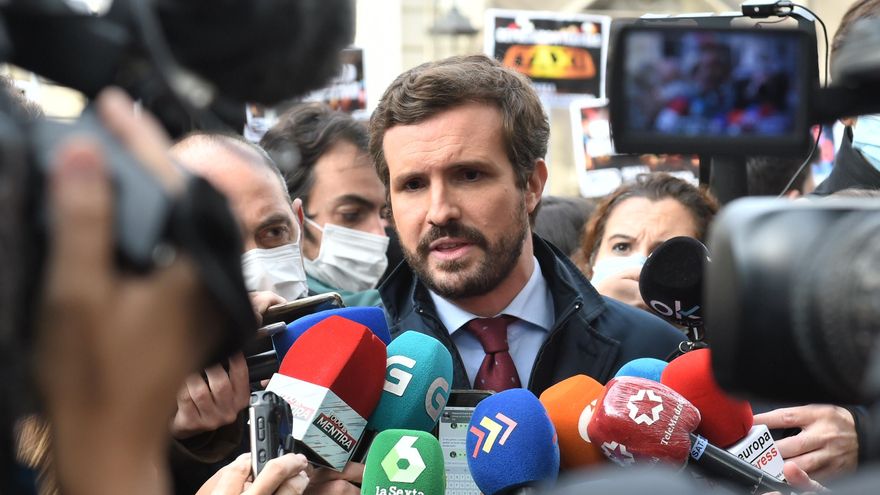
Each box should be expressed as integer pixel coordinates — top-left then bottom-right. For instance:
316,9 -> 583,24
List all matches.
172,352 -> 251,441
198,453 -> 310,495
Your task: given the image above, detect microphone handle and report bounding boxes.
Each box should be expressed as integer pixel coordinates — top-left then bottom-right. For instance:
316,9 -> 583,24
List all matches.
689,434 -> 795,494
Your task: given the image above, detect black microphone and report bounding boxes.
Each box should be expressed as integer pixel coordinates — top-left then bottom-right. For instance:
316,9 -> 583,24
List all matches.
688,433 -> 792,494
639,236 -> 709,341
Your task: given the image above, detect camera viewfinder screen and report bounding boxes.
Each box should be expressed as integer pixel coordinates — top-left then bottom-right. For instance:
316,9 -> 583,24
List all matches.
622,29 -> 805,139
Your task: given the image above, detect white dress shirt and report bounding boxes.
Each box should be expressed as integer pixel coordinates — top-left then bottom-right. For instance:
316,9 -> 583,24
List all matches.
428,256 -> 556,388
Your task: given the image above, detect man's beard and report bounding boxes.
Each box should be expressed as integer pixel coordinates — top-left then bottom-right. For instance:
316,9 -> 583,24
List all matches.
400,207 -> 529,300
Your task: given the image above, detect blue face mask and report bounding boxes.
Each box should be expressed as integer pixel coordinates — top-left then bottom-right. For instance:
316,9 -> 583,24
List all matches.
852,115 -> 880,172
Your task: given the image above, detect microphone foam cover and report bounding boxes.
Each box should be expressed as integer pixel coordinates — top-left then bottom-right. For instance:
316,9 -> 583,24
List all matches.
369,331 -> 453,432
539,375 -> 606,469
274,306 -> 391,361
588,377 -> 700,466
361,429 -> 446,495
615,358 -> 669,382
467,389 -> 559,495
278,315 -> 386,418
661,348 -> 753,448
639,236 -> 708,327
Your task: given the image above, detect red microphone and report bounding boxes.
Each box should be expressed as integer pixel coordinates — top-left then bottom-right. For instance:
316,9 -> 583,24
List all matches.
588,376 -> 701,467
661,349 -> 784,480
660,349 -> 752,448
589,377 -> 791,494
267,315 -> 386,470
539,375 -> 607,469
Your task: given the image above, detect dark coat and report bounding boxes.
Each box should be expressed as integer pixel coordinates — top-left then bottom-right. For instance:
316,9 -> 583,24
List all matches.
378,235 -> 687,395
812,126 -> 880,196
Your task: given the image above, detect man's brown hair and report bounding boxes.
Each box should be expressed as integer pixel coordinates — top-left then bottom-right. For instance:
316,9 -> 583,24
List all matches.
831,0 -> 880,74
368,55 -> 549,222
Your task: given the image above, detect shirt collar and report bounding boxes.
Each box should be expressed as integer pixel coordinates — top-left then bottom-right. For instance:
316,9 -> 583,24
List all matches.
428,256 -> 554,336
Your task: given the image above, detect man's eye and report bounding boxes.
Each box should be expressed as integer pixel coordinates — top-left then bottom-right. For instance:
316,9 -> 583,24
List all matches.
461,169 -> 481,181
338,209 -> 364,224
402,179 -> 424,191
260,226 -> 291,246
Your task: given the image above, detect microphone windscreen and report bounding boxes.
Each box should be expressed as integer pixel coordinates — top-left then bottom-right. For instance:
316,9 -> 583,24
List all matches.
467,389 -> 559,495
588,377 -> 700,466
278,315 -> 386,418
369,331 -> 453,432
639,236 -> 708,328
615,358 -> 669,382
660,349 -> 753,448
361,429 -> 446,495
539,375 -> 606,469
274,306 -> 391,362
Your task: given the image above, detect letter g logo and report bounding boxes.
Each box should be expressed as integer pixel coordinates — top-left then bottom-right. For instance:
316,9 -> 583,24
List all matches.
384,355 -> 416,396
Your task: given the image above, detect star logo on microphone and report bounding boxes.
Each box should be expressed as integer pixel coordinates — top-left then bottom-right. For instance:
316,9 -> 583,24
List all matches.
469,413 -> 517,458
601,441 -> 635,467
627,389 -> 664,425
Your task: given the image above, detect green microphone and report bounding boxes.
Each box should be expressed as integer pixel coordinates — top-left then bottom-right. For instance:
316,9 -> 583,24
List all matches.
361,429 -> 446,495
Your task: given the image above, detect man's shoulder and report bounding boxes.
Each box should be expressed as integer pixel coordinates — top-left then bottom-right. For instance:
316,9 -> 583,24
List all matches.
595,296 -> 686,351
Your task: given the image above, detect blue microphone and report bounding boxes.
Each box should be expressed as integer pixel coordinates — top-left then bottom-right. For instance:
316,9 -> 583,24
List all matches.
614,357 -> 668,382
466,389 -> 559,495
273,306 -> 391,362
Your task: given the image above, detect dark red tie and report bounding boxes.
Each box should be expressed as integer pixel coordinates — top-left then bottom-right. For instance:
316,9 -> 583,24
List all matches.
465,316 -> 522,392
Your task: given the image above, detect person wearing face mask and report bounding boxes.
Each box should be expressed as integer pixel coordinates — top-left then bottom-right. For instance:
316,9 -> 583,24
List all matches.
579,173 -> 718,311
811,0 -> 880,196
260,103 -> 389,306
169,132 -> 313,493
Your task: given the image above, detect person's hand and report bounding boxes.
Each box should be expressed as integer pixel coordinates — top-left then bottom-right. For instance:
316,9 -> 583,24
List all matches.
762,461 -> 826,494
303,462 -> 364,495
593,267 -> 647,310
35,88 -> 214,495
753,404 -> 858,482
171,352 -> 251,439
198,453 -> 310,495
250,291 -> 287,326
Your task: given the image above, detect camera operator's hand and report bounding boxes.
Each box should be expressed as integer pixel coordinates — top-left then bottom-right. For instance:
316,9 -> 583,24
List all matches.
171,352 -> 250,440
303,462 -> 364,495
592,267 -> 647,310
754,404 -> 858,482
34,88 -> 217,495
198,453 -> 310,495
251,291 -> 287,326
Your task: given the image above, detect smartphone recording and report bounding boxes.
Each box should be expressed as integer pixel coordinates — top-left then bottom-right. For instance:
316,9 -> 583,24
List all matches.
610,25 -> 815,156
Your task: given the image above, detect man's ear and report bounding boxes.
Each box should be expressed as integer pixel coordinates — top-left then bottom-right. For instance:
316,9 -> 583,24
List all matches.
526,159 -> 549,214
292,198 -> 305,244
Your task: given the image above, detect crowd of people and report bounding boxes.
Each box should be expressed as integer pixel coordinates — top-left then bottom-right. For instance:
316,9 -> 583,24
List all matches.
4,0 -> 880,494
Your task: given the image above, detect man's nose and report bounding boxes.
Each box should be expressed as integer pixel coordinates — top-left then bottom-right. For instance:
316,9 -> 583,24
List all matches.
426,183 -> 461,226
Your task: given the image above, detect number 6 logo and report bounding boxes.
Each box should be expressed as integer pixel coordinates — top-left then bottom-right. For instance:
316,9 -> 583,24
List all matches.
381,436 -> 426,483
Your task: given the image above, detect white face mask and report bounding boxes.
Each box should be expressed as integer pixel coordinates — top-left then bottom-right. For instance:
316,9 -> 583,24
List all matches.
304,219 -> 389,292
852,115 -> 880,172
590,255 -> 648,287
241,243 -> 309,302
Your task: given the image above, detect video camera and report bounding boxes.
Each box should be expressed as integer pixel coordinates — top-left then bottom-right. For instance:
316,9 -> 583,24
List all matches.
609,1 -> 880,405
0,0 -> 353,395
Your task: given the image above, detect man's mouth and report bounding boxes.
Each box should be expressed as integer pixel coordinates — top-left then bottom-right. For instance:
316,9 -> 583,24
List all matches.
429,238 -> 475,260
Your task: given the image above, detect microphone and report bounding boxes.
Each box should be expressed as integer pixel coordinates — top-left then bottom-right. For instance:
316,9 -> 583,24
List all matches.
639,236 -> 709,341
265,315 -> 386,470
661,349 -> 784,480
249,307 -> 391,382
538,375 -> 606,469
350,331 -> 453,462
361,429 -> 446,495
660,349 -> 753,448
614,358 -> 669,382
274,306 -> 391,362
369,331 -> 453,431
589,377 -> 792,493
466,389 -> 560,495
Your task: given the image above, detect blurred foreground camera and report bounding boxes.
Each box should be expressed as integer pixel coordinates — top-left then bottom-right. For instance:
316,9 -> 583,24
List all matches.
0,0 -> 354,374
706,198 -> 880,404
